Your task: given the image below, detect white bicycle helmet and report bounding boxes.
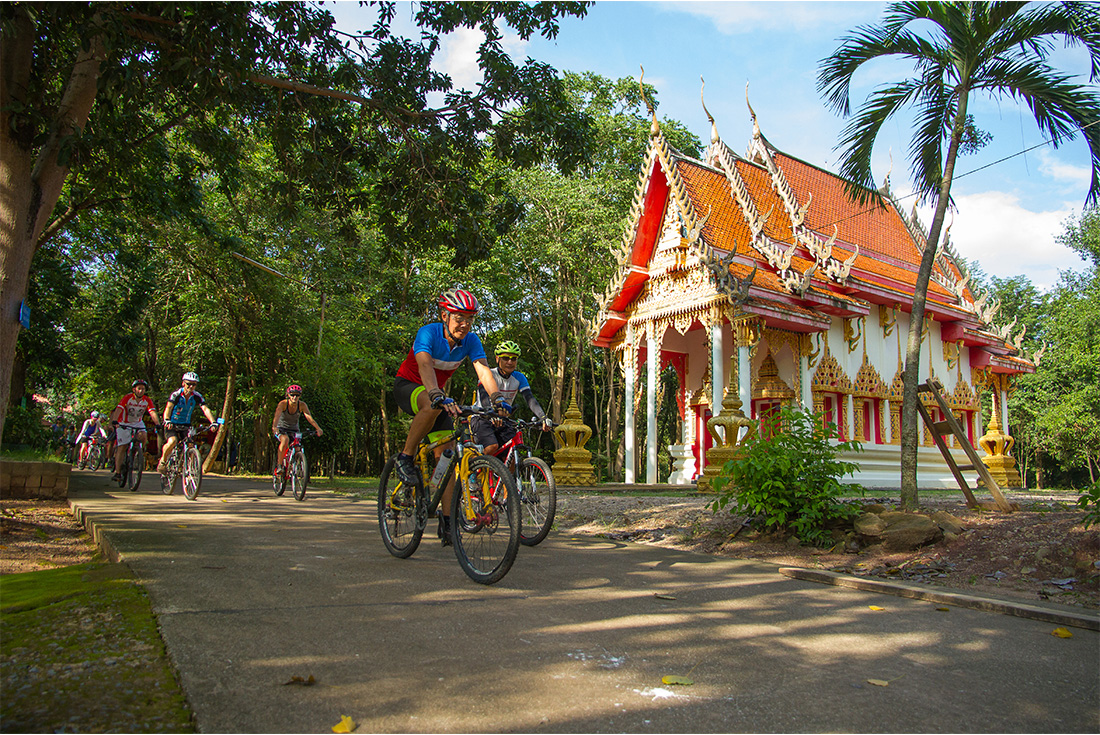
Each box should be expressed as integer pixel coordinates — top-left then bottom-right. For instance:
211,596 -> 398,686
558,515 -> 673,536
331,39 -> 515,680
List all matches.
182,371 -> 199,383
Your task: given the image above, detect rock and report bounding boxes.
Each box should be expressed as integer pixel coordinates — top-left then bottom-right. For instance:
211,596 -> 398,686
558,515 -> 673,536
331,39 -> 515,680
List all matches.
942,531 -> 958,543
1035,546 -> 1051,561
930,510 -> 965,535
854,512 -> 887,536
880,513 -> 943,551
786,535 -> 802,546
861,503 -> 888,514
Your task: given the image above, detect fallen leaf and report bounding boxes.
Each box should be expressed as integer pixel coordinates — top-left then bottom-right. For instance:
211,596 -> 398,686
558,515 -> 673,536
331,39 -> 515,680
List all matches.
284,675 -> 316,686
867,679 -> 890,687
175,524 -> 187,528
654,594 -> 676,600
935,607 -> 950,612
220,499 -> 229,503
1051,627 -> 1073,639
661,675 -> 693,686
332,715 -> 356,733
868,605 -> 886,611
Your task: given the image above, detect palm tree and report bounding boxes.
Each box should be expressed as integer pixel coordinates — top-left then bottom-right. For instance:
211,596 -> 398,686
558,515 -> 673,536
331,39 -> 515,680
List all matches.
818,1 -> 1100,508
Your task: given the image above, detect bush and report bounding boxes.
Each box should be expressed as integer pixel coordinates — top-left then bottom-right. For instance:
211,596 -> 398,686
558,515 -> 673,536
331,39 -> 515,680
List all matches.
712,405 -> 864,546
1077,481 -> 1100,529
1,403 -> 50,450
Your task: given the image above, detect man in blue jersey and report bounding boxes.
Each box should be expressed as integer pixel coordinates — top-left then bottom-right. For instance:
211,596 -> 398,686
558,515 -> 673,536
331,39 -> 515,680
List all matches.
157,371 -> 218,473
392,288 -> 510,543
471,340 -> 553,457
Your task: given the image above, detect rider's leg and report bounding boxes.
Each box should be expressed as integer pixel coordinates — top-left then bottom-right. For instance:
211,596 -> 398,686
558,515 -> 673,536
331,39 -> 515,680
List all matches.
159,435 -> 178,471
114,433 -> 128,475
401,399 -> 442,456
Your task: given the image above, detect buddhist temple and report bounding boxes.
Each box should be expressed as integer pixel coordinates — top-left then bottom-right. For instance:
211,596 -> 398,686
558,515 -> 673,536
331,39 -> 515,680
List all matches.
590,86 -> 1038,488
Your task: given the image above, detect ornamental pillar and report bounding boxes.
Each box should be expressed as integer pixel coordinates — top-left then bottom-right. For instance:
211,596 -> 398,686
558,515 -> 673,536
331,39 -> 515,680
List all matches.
646,331 -> 658,485
698,356 -> 757,493
978,377 -> 1022,488
710,323 -> 723,418
623,325 -> 636,484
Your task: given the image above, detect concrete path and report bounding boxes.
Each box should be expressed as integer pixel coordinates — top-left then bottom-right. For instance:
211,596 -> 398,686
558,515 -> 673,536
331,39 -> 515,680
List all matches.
67,471 -> 1099,733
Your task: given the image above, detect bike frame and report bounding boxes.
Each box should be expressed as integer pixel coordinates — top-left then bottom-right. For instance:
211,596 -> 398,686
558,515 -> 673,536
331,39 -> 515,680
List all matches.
417,412 -> 503,518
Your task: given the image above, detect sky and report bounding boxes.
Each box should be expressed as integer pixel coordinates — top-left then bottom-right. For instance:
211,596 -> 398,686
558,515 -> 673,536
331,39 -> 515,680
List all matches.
326,1 -> 1098,291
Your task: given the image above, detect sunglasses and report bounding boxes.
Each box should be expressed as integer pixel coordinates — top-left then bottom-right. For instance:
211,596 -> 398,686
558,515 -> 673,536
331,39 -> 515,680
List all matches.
184,381 -> 198,387
449,313 -> 476,325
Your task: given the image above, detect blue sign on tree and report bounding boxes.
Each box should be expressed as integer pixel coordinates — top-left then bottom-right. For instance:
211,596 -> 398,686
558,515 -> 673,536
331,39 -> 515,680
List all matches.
18,301 -> 30,329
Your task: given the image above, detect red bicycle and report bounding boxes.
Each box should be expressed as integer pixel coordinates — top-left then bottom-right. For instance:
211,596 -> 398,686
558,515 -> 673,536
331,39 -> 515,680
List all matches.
490,417 -> 557,546
272,429 -> 313,501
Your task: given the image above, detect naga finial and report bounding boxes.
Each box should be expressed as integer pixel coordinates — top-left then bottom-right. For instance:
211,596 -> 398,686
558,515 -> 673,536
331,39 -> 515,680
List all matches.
701,76 -> 719,144
882,148 -> 893,192
746,82 -> 760,139
640,66 -> 659,137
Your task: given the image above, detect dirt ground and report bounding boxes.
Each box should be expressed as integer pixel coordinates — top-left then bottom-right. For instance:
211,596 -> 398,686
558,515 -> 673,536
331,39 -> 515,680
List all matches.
3,493 -> 1099,611
556,491 -> 1100,610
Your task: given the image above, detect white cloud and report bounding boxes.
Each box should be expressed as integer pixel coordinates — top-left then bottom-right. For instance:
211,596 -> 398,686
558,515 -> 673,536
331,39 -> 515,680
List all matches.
1037,147 -> 1092,188
661,0 -> 881,34
919,191 -> 1083,291
433,25 -> 531,92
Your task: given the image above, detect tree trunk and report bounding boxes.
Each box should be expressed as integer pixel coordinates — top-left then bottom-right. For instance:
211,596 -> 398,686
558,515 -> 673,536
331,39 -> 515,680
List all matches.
899,90 -> 970,510
203,357 -> 236,473
380,386 -> 390,460
0,10 -> 105,438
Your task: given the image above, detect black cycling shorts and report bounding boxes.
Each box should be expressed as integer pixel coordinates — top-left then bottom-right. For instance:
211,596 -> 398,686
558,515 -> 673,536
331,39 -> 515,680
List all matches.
393,376 -> 454,444
469,415 -> 516,449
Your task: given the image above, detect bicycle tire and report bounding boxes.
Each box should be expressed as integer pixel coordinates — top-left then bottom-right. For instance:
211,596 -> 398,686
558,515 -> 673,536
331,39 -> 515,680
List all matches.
116,455 -> 127,488
290,449 -> 308,501
450,454 -> 519,585
182,446 -> 202,500
378,455 -> 424,558
517,456 -> 556,546
128,443 -> 143,491
161,460 -> 176,495
273,455 -> 287,496
89,446 -> 101,471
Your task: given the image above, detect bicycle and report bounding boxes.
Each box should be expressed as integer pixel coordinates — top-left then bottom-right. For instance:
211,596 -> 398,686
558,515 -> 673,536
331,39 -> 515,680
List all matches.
113,425 -> 147,492
76,434 -> 107,471
378,405 -> 520,585
272,429 -> 313,501
161,419 -> 223,500
490,417 -> 558,547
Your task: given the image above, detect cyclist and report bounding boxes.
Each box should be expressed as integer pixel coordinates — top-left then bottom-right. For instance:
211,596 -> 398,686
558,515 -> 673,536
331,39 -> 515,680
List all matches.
271,384 -> 323,481
471,340 -> 553,457
157,372 -> 217,473
109,379 -> 162,483
392,287 -> 510,544
74,410 -> 108,465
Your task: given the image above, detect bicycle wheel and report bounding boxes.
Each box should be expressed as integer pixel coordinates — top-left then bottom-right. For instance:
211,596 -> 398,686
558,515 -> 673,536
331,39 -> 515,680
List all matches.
116,455 -> 127,488
89,446 -> 101,471
450,454 -> 519,585
182,446 -> 203,500
377,455 -> 424,558
161,456 -> 176,495
517,456 -> 556,546
290,449 -> 308,501
272,455 -> 287,496
127,443 -> 143,491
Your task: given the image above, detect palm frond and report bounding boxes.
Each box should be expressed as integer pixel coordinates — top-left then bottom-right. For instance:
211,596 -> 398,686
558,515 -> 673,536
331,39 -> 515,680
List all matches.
835,80 -> 926,202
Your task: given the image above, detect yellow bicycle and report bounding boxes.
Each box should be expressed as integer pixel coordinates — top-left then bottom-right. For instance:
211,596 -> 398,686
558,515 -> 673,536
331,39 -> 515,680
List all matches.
378,405 -> 520,585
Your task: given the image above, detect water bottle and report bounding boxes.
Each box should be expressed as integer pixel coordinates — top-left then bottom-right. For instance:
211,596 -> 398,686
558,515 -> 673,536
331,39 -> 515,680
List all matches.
430,449 -> 454,489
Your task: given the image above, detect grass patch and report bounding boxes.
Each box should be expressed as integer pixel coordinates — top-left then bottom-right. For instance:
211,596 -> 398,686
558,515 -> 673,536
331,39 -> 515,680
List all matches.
0,562 -> 195,733
0,446 -> 65,463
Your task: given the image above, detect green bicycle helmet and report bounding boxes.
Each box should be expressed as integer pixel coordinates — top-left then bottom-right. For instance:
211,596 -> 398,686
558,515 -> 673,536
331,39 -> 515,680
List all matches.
496,340 -> 521,358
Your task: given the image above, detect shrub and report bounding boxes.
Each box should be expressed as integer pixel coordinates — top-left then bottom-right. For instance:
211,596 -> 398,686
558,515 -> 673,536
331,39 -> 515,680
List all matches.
1,403 -> 50,449
712,405 -> 864,546
1077,481 -> 1100,529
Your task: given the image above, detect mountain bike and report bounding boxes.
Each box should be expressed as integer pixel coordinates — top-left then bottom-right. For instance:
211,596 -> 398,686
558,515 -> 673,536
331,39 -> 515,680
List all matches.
378,405 -> 519,585
491,417 -> 558,546
272,429 -> 313,501
114,425 -> 147,492
161,419 -> 223,500
77,434 -> 107,471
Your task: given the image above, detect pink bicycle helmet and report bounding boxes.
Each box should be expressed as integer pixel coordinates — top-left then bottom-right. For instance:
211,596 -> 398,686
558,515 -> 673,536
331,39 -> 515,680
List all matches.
286,384 -> 303,396
438,288 -> 479,314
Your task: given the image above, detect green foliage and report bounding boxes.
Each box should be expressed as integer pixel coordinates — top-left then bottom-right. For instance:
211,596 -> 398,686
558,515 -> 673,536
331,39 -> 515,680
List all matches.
1,403 -> 50,449
1077,482 -> 1100,529
711,406 -> 864,546
299,384 -> 353,455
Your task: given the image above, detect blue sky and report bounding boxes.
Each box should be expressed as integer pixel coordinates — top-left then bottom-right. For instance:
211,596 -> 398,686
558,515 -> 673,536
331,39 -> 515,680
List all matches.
327,1 -> 1097,291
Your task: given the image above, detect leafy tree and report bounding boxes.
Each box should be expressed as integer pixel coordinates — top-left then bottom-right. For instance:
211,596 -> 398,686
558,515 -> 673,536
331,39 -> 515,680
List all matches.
818,1 -> 1100,508
0,1 -> 595,437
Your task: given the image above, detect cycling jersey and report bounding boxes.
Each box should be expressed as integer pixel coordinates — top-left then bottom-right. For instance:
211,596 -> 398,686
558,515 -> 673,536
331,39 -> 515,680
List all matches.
395,322 -> 487,386
115,392 -> 156,427
166,388 -> 206,425
475,368 -> 547,420
78,418 -> 107,440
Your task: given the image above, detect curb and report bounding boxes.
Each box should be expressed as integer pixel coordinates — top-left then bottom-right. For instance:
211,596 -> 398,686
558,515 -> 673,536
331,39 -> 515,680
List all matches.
780,567 -> 1100,631
69,499 -> 122,565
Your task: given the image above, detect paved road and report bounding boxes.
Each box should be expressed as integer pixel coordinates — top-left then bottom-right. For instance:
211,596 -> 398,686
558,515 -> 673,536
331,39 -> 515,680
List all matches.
68,471 -> 1099,733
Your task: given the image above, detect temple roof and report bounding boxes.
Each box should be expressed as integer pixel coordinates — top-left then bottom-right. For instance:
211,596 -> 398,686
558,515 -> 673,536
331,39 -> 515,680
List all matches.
591,102 -> 1035,376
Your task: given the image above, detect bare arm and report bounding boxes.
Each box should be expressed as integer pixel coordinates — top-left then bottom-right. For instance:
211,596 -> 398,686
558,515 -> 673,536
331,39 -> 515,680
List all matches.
163,402 -> 174,424
415,351 -> 440,393
271,399 -> 285,432
300,402 -> 322,435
